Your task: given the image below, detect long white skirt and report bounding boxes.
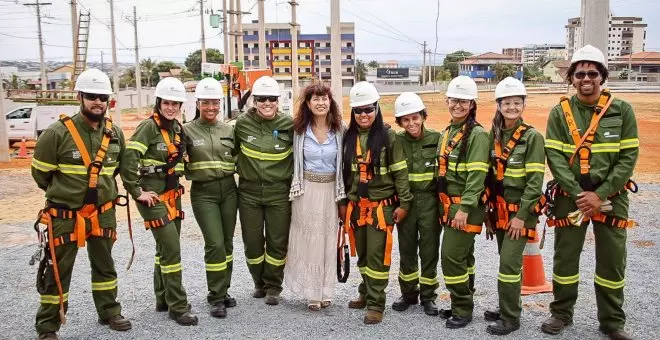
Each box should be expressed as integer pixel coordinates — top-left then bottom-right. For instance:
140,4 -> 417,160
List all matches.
284,178 -> 338,301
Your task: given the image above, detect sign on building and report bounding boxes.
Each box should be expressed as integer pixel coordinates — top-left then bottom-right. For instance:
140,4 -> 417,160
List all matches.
376,68 -> 410,79
201,62 -> 222,76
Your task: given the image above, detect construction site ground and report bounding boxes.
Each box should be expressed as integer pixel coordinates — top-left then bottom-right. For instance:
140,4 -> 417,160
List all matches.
1,92 -> 659,339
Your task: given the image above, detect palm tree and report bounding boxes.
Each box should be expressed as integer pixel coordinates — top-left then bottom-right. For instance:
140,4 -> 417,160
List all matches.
140,58 -> 156,87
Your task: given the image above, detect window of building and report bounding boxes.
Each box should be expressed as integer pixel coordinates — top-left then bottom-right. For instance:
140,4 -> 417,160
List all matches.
347,55 -> 352,59
347,42 -> 353,47
285,68 -> 290,73
326,42 -> 331,47
254,31 -> 258,35
266,42 -> 270,48
284,55 -> 290,60
347,67 -> 352,72
243,31 -> 248,36
305,68 -> 311,72
255,56 -> 259,61
325,68 -> 331,72
244,55 -> 249,61
315,42 -> 320,47
284,42 -> 290,48
305,55 -> 311,60
315,55 -> 319,60
244,43 -> 249,49
325,55 -> 331,60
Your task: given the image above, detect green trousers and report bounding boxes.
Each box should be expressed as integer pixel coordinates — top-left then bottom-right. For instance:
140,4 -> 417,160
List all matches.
238,180 -> 291,295
495,229 -> 528,322
35,214 -> 121,334
441,226 -> 478,317
190,176 -> 237,305
549,195 -> 628,332
397,191 -> 441,302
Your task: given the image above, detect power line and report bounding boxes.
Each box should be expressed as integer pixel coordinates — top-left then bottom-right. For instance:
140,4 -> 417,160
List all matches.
347,0 -> 421,45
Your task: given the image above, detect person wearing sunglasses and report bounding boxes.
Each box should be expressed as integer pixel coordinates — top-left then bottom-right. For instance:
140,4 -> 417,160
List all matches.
342,81 -> 413,324
181,78 -> 237,319
285,82 -> 346,311
31,68 -> 132,340
481,77 -> 545,336
234,76 -> 294,306
436,75 -> 489,329
121,77 -> 198,326
542,45 -> 639,340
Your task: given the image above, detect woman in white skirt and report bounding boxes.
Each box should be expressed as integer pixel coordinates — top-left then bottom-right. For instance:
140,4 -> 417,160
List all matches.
285,82 -> 346,311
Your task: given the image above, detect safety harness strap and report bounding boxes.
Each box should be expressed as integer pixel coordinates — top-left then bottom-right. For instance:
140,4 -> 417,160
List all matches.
143,186 -> 185,229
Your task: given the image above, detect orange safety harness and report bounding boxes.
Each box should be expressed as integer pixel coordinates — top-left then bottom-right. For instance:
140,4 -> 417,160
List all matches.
436,125 -> 483,234
343,136 -> 397,266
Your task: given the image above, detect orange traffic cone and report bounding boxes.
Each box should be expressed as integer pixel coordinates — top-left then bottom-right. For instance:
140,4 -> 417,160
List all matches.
16,137 -> 30,159
521,229 -> 552,295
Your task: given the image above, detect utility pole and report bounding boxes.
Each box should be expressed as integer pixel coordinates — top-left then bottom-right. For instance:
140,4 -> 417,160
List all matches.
627,51 -> 632,81
422,41 -> 427,85
200,0 -> 207,64
109,0 -> 121,125
0,56 -> 9,162
236,0 -> 244,65
132,6 -> 143,118
223,0 -> 229,64
25,1 -> 52,91
330,0 -> 342,104
228,0 -> 235,62
100,51 -> 104,72
258,0 -> 266,69
580,0 -> 609,65
289,1 -> 299,96
70,0 -> 77,64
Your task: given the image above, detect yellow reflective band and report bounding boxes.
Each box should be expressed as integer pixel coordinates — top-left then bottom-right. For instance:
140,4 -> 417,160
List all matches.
246,254 -> 265,265
240,144 -> 291,161
265,253 -> 286,266
205,261 -> 228,272
620,138 -> 640,149
447,162 -> 468,172
504,168 -> 526,178
160,263 -> 182,274
57,164 -> 117,176
100,166 -> 117,176
364,267 -> 389,280
466,162 -> 489,172
594,274 -> 625,290
141,159 -> 184,172
389,160 -> 407,172
154,256 -> 160,265
544,139 -> 565,152
32,158 -> 58,172
127,141 -> 148,154
408,172 -> 434,182
591,142 -> 621,153
498,272 -> 521,283
226,254 -> 233,262
188,160 -> 235,171
358,266 -> 366,275
553,273 -> 580,285
443,272 -> 469,285
351,163 -> 389,174
91,279 -> 118,291
419,276 -> 439,285
398,270 -> 419,282
40,292 -> 70,305
467,266 -> 476,275
525,163 -> 545,173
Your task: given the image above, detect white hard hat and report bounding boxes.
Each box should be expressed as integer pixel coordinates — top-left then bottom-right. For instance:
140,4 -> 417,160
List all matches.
349,81 -> 380,107
74,68 -> 112,95
195,77 -> 223,100
155,77 -> 187,102
571,44 -> 606,68
394,92 -> 426,117
446,76 -> 478,100
251,76 -> 281,97
495,77 -> 527,100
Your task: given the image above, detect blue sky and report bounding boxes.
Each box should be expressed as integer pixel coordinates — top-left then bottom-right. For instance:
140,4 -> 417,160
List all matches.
0,0 -> 657,64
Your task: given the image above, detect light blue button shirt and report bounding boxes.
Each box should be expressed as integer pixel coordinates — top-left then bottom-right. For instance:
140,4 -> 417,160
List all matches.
303,124 -> 337,173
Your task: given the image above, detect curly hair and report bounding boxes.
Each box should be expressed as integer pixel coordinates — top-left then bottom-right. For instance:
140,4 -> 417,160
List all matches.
566,61 -> 609,85
293,82 -> 342,134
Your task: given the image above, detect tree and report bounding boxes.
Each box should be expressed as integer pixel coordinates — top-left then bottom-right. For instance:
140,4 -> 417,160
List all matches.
367,60 -> 379,69
355,59 -> 367,81
2,74 -> 27,89
185,48 -> 224,76
140,58 -> 157,87
443,50 -> 473,78
523,64 -> 543,81
58,80 -> 71,90
120,68 -> 135,89
151,61 -> 180,85
493,63 -> 516,81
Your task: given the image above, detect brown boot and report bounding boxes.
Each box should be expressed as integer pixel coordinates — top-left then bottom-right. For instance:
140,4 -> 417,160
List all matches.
348,295 -> 366,309
253,288 -> 266,298
37,332 -> 58,340
602,328 -> 633,340
363,310 -> 383,325
541,316 -> 573,335
99,314 -> 132,331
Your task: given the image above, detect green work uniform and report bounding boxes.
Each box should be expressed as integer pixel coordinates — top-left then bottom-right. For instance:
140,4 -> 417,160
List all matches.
545,94 -> 639,332
234,108 -> 293,295
120,116 -> 189,315
395,127 -> 441,303
345,128 -> 414,313
487,119 -> 545,323
183,118 -> 237,305
437,121 -> 489,318
31,113 -> 124,334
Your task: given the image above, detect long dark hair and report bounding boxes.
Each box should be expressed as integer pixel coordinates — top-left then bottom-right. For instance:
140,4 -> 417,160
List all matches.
491,97 -> 525,143
293,82 -> 342,134
342,103 -> 389,188
456,102 -> 480,166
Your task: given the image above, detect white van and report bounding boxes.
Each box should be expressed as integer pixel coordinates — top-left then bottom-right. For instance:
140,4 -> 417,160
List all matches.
5,105 -> 79,141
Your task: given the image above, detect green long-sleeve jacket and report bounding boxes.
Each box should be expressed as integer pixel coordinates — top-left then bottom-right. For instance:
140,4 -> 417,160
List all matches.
31,113 -> 124,228
545,95 -> 639,202
345,128 -> 413,211
488,119 -> 545,225
183,119 -> 236,182
438,121 -> 490,215
234,109 -> 293,184
396,126 -> 440,193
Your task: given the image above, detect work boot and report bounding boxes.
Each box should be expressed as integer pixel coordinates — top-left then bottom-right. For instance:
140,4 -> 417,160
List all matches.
210,301 -> 227,318
156,303 -> 191,313
363,310 -> 383,325
391,294 -> 418,312
446,314 -> 473,329
422,301 -> 439,316
37,332 -> 58,340
541,316 -> 573,335
484,307 -> 501,321
98,314 -> 132,331
348,295 -> 366,309
601,328 -> 633,340
438,308 -> 452,319
486,319 -> 520,336
264,293 -> 281,306
253,288 -> 266,298
224,294 -> 237,308
169,311 -> 199,326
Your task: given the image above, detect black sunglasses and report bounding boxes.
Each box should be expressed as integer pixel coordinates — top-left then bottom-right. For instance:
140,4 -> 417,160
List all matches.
82,92 -> 110,102
255,96 -> 278,103
353,106 -> 376,115
574,71 -> 600,80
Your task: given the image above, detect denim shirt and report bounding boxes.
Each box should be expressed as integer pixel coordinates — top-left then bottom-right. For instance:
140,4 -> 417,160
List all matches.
303,124 -> 337,173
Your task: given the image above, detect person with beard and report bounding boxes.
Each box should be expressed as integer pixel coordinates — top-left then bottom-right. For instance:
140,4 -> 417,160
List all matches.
31,68 -> 132,340
120,77 -> 198,326
234,76 -> 294,306
342,81 -> 413,324
182,78 -> 237,318
541,45 -> 639,340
